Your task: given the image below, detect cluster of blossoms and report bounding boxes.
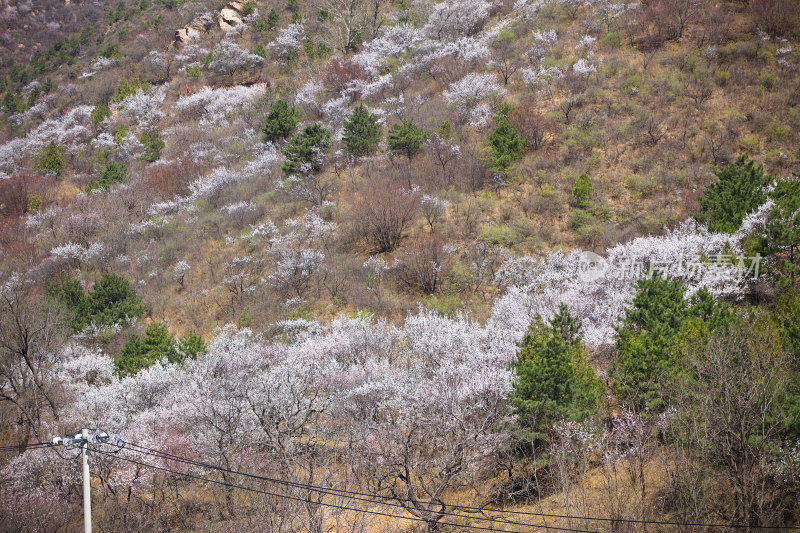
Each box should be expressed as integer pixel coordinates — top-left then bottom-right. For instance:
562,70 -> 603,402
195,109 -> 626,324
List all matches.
491,212 -> 767,347
49,242 -> 107,266
176,85 -> 266,125
572,33 -> 601,77
223,200 -> 257,216
423,0 -> 494,40
528,28 -> 558,62
174,44 -> 209,63
443,73 -> 506,125
209,38 -> 264,76
7,93 -> 56,127
89,56 -> 117,73
18,302 -> 509,514
0,106 -> 94,179
522,30 -> 563,88
295,80 -> 323,109
270,22 -> 305,58
352,25 -> 424,76
264,211 -> 338,297
115,132 -> 145,162
186,143 -> 278,204
31,215 -> 762,495
127,216 -> 170,236
117,84 -> 168,130
776,44 -> 795,70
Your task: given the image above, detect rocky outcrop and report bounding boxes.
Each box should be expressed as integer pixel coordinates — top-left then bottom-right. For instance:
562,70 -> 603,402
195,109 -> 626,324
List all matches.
174,2 -> 249,44
174,12 -> 215,45
218,1 -> 245,31
175,27 -> 199,44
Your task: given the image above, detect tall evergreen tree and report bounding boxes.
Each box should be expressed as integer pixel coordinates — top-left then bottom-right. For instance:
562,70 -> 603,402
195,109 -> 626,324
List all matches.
281,123 -> 331,175
511,304 -> 602,447
572,173 -> 594,208
35,143 -> 66,176
482,106 -> 525,178
86,161 -> 128,193
612,274 -> 689,411
612,274 -> 730,411
138,131 -> 165,162
114,323 -> 206,377
48,273 -> 147,332
697,156 -> 771,233
263,99 -> 299,142
342,104 -> 381,156
386,119 -> 428,160
756,177 -> 800,287
88,273 -> 148,326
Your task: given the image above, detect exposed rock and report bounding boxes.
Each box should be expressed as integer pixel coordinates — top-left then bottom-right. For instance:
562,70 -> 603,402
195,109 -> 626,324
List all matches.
218,7 -> 243,30
175,2 -> 245,44
175,12 -> 215,45
175,27 -> 200,44
194,13 -> 215,31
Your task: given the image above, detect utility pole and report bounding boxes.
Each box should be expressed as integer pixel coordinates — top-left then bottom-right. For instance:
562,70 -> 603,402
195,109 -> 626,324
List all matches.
52,430 -> 110,533
81,428 -> 92,533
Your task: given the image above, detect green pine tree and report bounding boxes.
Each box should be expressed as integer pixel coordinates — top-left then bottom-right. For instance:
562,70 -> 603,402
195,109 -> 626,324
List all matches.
612,274 -> 688,411
436,120 -> 452,138
253,44 -> 268,59
115,322 -> 177,377
772,289 -> 800,358
138,131 -> 165,162
262,99 -> 299,142
47,275 -> 92,332
115,335 -> 147,377
114,324 -> 206,378
386,119 -> 428,160
35,143 -> 66,177
510,304 -> 602,448
267,8 -> 280,27
342,104 -> 381,156
86,161 -> 128,193
757,177 -> 800,287
88,273 -> 148,327
110,77 -> 150,104
572,173 -> 594,208
482,109 -> 525,178
281,123 -> 331,175
49,273 -> 147,332
612,274 -> 731,411
91,103 -> 111,125
696,155 -> 771,233
178,331 -> 206,361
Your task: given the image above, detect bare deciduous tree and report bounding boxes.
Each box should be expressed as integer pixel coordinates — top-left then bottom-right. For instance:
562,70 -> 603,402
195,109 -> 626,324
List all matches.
0,274 -> 65,442
353,181 -> 419,253
677,320 -> 794,527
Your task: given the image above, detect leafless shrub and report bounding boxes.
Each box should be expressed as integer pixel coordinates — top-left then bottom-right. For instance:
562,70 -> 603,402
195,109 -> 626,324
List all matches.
394,234 -> 452,293
353,179 -> 419,253
749,0 -> 800,37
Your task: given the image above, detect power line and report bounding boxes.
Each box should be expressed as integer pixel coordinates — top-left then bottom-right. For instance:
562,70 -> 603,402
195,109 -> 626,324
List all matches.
111,437 -> 800,531
7,430 -> 797,532
94,439 -> 591,533
0,441 -> 53,453
90,446 -> 564,533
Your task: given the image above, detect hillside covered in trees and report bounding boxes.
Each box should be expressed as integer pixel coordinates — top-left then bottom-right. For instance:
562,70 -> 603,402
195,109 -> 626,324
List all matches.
1,0 -> 800,530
